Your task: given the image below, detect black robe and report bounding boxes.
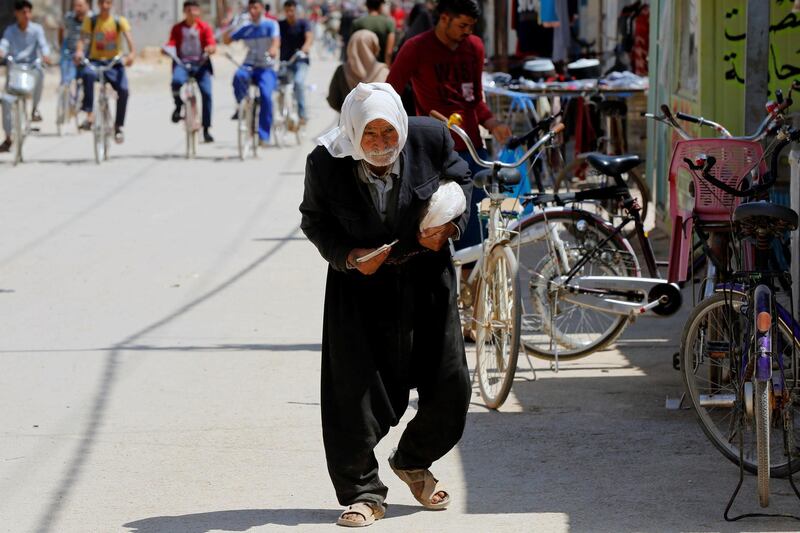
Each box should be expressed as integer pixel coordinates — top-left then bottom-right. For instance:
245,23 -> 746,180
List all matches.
299,116 -> 473,508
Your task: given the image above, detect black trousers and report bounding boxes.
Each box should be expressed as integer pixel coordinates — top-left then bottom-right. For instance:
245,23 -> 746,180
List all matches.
319,256 -> 471,510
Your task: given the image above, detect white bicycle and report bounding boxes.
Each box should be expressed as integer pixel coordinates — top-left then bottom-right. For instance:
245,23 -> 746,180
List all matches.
5,56 -> 41,165
273,50 -> 306,147
80,55 -> 122,164
432,110 -> 564,409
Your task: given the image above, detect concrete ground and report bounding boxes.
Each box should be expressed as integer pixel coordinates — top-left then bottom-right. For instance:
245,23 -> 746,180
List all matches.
1,50 -> 799,533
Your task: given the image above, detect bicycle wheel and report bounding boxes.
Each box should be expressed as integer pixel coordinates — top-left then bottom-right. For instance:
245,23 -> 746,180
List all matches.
756,379 -> 771,507
237,99 -> 248,161
680,291 -> 800,477
13,99 -> 24,165
185,94 -> 198,159
56,85 -> 67,136
474,244 -> 521,409
251,97 -> 259,157
93,100 -> 106,164
272,93 -> 286,148
103,103 -> 112,161
554,157 -> 650,236
515,211 -> 639,360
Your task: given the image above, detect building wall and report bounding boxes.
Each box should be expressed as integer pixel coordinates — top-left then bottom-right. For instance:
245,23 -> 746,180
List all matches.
646,0 -> 800,212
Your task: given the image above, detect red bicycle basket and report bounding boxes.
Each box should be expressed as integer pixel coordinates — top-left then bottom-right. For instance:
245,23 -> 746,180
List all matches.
666,138 -> 766,282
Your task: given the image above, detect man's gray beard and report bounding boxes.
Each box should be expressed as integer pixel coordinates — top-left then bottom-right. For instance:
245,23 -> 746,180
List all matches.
364,148 -> 400,168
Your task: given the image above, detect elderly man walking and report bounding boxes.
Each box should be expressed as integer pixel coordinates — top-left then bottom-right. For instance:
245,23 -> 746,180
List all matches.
299,83 -> 472,527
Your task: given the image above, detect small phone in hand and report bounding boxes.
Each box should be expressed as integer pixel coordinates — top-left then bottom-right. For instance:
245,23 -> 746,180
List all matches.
355,239 -> 399,264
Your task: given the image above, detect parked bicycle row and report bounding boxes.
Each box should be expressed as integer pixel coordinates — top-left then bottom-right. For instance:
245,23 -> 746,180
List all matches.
433,78 -> 800,515
0,0 -> 311,165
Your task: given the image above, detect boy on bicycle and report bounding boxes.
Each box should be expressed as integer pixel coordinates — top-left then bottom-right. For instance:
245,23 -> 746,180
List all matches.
74,0 -> 135,144
223,0 -> 280,145
58,0 -> 91,86
0,0 -> 52,152
278,0 -> 312,125
165,0 -> 217,143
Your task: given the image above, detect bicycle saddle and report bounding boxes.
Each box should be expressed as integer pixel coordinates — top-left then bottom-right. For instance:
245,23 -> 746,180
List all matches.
473,168 -> 522,188
585,153 -> 642,177
733,201 -> 798,237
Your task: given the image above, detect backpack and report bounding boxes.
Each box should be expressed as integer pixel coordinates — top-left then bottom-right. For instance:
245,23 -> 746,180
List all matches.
88,14 -> 121,55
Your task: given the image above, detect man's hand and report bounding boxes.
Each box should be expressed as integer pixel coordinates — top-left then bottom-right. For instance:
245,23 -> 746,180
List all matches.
42,56 -> 53,66
485,118 -> 512,144
418,223 -> 456,252
124,53 -> 135,67
72,51 -> 84,65
348,247 -> 391,275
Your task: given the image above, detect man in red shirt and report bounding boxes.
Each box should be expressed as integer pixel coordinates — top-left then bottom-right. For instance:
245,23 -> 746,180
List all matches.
165,0 -> 217,142
387,0 -> 511,249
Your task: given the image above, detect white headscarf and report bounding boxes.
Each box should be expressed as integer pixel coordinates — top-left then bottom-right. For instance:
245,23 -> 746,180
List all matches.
318,82 -> 408,161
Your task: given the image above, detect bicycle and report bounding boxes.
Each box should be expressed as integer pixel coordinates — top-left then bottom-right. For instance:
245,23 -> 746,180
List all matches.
432,110 -> 564,409
678,123 -> 800,517
56,72 -> 83,137
163,48 -> 207,159
512,151 -> 682,363
272,50 -> 306,148
225,51 -> 274,160
552,92 -> 651,235
80,55 -> 122,164
5,56 -> 41,166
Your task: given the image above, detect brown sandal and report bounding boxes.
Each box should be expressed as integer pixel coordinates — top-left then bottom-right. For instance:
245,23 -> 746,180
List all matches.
336,501 -> 385,527
388,451 -> 450,510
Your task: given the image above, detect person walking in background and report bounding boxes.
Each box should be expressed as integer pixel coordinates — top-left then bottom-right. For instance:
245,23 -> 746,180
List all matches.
0,0 -> 52,152
279,0 -> 312,125
223,0 -> 280,145
326,29 -> 388,112
74,0 -> 135,144
58,0 -> 91,87
350,0 -> 395,66
387,0 -> 511,251
165,0 -> 217,143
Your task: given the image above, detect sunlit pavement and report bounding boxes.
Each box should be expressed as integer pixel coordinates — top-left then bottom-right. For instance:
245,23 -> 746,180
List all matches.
1,52 -> 799,533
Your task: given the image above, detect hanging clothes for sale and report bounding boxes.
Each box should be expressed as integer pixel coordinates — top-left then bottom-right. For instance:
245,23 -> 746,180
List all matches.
631,4 -> 649,76
512,0 -> 554,58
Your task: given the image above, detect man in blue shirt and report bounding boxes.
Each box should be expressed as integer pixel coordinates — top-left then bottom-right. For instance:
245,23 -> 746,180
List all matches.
223,0 -> 280,144
0,0 -> 52,152
278,0 -> 312,125
58,0 -> 91,85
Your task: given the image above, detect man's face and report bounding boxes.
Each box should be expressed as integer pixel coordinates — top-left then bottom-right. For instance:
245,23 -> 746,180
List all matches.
184,5 -> 200,20
442,13 -> 476,43
285,5 -> 296,22
73,0 -> 89,17
248,2 -> 263,21
361,119 -> 400,167
99,0 -> 113,14
14,7 -> 32,27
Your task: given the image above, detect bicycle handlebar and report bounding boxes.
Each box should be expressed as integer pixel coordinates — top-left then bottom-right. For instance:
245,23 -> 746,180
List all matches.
80,54 -> 123,73
506,111 -> 563,150
430,110 -> 564,170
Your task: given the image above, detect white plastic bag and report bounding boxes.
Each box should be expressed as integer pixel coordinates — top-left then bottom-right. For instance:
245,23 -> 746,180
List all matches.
419,180 -> 466,231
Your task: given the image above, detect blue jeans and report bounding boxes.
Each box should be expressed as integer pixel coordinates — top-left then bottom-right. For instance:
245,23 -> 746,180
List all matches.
172,63 -> 213,128
233,65 -> 276,141
289,60 -> 308,119
454,147 -> 490,251
81,62 -> 129,128
60,46 -> 77,84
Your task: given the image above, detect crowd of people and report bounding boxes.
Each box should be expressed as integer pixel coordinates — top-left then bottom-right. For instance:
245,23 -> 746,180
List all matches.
0,0 -> 317,152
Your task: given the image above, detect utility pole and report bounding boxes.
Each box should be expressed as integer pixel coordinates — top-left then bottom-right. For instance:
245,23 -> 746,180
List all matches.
493,0 -> 508,71
744,0 -> 770,135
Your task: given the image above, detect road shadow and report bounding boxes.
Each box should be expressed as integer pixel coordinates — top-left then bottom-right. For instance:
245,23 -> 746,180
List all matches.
119,343 -> 322,353
123,505 -> 421,532
458,305 -> 800,531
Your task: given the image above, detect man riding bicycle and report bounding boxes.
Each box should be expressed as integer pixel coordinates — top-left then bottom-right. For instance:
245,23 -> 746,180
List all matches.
74,0 -> 135,144
278,0 -> 312,125
58,0 -> 91,86
165,0 -> 217,143
0,1 -> 53,153
223,0 -> 281,145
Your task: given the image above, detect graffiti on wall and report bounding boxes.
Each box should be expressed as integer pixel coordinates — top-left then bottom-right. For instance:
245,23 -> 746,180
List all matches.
722,1 -> 800,88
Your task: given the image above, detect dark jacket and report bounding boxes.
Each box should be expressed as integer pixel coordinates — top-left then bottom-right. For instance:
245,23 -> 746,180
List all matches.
300,116 -> 472,272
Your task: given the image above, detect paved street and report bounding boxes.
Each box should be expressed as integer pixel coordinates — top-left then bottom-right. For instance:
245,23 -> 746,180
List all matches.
1,54 -> 799,533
